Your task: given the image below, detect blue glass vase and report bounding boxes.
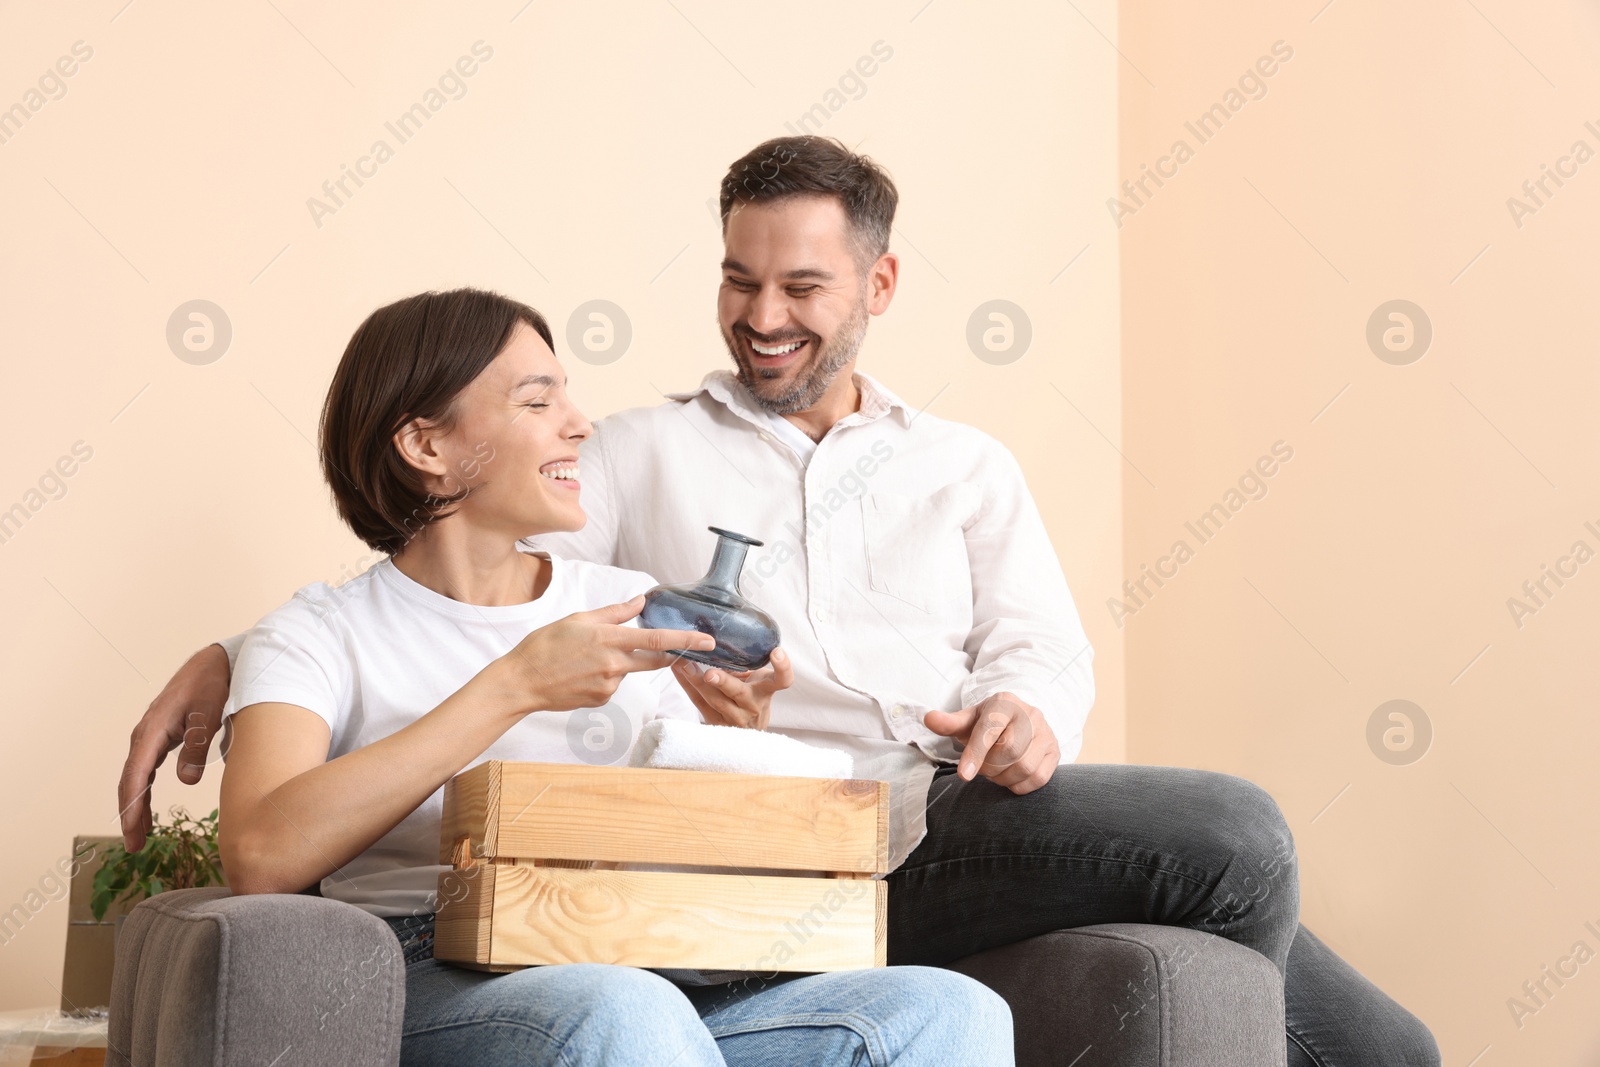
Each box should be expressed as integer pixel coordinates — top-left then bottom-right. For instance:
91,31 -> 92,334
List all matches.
639,527 -> 780,671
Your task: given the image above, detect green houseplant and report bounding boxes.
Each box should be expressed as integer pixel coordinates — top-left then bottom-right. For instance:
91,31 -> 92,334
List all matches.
90,806 -> 226,921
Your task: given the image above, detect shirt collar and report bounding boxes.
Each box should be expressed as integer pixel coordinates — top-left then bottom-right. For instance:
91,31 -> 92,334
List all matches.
667,369 -> 915,430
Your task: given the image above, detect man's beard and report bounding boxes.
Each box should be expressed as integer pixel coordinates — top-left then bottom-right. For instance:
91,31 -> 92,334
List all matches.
722,298 -> 869,415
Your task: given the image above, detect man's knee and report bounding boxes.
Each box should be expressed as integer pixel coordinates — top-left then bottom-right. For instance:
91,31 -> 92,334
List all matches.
1178,772 -> 1299,937
1360,988 -> 1442,1067
1400,1016 -> 1442,1067
1193,772 -> 1297,877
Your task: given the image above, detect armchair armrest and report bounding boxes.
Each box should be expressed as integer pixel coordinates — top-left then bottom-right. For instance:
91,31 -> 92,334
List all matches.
945,924 -> 1285,1067
108,887 -> 405,1067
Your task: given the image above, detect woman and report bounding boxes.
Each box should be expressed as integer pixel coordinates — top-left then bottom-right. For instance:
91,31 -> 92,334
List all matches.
218,287 -> 1014,1066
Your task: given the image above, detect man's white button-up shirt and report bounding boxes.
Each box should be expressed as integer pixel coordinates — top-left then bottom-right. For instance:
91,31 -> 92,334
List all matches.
531,369 -> 1095,871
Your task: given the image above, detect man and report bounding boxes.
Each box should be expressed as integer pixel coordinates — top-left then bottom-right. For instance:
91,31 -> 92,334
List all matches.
122,136 -> 1438,1066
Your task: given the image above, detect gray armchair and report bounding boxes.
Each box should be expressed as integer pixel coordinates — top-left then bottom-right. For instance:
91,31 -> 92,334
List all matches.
109,888 -> 1284,1066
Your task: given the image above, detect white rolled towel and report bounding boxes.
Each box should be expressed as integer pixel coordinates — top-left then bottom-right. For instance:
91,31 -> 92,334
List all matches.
628,718 -> 854,779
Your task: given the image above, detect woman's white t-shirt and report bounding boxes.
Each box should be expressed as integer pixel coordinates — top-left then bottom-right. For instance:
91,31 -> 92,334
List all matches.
220,551 -> 698,918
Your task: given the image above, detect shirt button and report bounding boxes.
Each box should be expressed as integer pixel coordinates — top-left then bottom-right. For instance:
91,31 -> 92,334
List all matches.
891,705 -> 905,720
815,608 -> 829,622
759,432 -> 771,442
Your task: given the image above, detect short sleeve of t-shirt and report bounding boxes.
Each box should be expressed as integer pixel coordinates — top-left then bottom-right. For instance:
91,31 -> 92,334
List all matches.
222,583 -> 354,748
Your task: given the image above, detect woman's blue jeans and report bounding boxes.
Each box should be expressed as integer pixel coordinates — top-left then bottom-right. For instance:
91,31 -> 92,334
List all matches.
384,914 -> 1013,1066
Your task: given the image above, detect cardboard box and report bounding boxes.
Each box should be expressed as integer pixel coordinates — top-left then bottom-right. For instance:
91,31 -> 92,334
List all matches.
60,835 -> 139,1013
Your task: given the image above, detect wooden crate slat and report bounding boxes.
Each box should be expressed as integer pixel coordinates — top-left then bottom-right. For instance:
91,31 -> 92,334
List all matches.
435,864 -> 884,972
433,863 -> 498,968
437,761 -> 501,865
441,761 -> 888,874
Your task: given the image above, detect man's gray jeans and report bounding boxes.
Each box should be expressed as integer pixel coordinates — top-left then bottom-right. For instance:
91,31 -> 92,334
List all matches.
887,763 -> 1441,1067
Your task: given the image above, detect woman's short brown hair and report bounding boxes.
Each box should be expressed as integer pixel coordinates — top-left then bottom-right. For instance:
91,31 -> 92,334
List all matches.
318,288 -> 553,555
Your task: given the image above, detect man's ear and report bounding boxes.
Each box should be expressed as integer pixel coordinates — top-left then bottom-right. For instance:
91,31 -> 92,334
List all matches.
867,251 -> 899,316
392,417 -> 451,484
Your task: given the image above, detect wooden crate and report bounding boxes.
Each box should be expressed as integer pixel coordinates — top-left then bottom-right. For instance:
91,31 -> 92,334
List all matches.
433,761 -> 889,973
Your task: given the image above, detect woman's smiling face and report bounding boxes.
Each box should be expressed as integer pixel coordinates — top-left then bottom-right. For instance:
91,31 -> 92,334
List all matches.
412,321 -> 593,540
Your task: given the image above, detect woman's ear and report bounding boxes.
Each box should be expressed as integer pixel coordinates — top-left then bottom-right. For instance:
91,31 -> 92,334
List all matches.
392,417 -> 451,484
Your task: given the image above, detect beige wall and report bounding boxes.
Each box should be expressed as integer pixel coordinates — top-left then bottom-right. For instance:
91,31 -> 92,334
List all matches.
1120,1 -> 1600,1063
11,1 -> 1593,1061
0,2 -> 1122,1012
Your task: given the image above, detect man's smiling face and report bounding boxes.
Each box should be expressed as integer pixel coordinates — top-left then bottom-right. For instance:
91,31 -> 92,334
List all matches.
717,195 -> 873,415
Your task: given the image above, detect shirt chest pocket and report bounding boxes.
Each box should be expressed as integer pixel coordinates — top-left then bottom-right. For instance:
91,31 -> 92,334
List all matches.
860,484 -> 982,614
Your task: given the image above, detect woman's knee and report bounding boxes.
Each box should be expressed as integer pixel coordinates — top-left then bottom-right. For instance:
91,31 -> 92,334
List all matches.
548,966 -> 711,1049
407,964 -> 717,1066
861,966 -> 1014,1061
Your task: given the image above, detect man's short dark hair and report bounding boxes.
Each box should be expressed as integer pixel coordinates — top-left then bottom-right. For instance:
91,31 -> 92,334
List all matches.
719,136 -> 898,269
319,287 -> 553,555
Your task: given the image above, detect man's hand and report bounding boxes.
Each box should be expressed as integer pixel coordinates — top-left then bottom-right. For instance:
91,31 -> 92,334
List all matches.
119,644 -> 232,852
670,647 -> 794,730
922,692 -> 1060,795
